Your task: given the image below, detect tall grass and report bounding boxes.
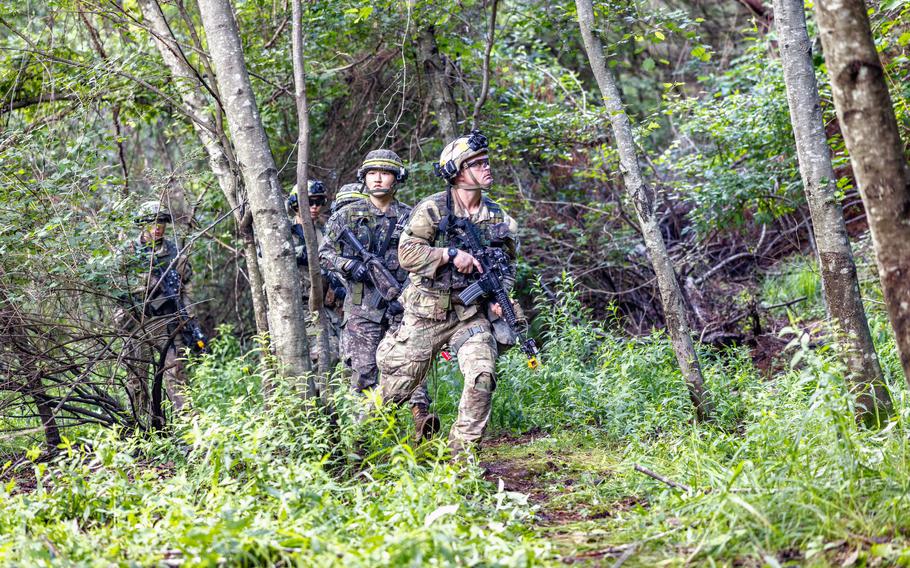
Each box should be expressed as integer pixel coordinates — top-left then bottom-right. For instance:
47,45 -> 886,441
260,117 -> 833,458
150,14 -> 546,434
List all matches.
4,269 -> 910,564
0,331 -> 548,566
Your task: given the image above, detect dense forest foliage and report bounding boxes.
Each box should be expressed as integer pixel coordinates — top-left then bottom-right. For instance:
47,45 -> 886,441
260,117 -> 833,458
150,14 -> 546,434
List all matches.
2,0 -> 910,564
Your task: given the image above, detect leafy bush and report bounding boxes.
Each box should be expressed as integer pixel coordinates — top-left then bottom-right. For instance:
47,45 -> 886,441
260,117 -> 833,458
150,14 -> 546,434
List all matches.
490,275 -> 759,435
0,332 -> 548,566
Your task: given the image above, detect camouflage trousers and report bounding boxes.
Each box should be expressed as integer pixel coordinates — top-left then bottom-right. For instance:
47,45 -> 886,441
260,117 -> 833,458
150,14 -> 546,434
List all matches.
341,313 -> 430,408
116,308 -> 188,425
377,308 -> 497,452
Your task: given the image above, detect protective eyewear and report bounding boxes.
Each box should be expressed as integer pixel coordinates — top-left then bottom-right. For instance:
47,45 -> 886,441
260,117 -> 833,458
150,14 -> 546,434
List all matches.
464,158 -> 491,170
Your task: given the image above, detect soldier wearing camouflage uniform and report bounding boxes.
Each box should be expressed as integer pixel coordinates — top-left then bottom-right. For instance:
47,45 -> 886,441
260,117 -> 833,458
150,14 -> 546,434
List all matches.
116,201 -> 195,424
319,150 -> 438,439
376,131 -> 520,455
288,180 -> 342,368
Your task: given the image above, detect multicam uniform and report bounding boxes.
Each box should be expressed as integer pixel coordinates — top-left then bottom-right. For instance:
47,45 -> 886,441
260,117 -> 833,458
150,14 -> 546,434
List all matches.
377,191 -> 518,451
319,198 -> 431,407
116,235 -> 193,421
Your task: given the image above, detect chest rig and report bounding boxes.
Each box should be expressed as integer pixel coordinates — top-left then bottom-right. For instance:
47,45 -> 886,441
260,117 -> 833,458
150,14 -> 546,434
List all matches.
134,239 -> 177,278
424,192 -> 510,308
341,202 -> 410,307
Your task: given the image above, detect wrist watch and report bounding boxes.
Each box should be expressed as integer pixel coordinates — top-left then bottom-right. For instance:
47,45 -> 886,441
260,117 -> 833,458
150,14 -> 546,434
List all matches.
447,246 -> 458,262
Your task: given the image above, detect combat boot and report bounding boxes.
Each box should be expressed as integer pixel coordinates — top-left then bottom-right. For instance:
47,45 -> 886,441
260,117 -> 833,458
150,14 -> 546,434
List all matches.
411,404 -> 440,442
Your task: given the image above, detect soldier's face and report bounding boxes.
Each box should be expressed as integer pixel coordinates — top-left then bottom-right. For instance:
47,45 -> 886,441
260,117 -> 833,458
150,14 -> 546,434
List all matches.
308,196 -> 326,220
456,154 -> 493,188
365,169 -> 396,193
144,223 -> 167,242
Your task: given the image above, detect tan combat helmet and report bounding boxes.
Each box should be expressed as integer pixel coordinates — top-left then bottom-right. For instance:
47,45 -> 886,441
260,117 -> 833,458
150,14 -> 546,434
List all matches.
434,130 -> 489,184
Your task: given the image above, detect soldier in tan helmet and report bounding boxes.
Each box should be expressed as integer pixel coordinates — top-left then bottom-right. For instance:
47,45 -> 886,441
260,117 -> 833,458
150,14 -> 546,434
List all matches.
376,131 -> 523,456
320,150 -> 439,440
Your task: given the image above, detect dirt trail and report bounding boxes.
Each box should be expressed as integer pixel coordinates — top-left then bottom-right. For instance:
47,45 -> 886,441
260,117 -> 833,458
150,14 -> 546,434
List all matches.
480,430 -> 647,566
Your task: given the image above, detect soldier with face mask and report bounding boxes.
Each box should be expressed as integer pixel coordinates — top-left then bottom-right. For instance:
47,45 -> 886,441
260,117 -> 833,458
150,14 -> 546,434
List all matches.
319,150 -> 439,440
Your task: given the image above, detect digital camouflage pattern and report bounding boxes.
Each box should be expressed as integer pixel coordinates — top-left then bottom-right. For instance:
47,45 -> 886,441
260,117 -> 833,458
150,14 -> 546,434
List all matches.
319,197 -> 431,406
378,190 -> 519,452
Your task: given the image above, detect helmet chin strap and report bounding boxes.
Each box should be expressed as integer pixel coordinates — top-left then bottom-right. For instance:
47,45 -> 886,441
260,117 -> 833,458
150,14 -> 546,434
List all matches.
455,168 -> 492,191
368,186 -> 395,197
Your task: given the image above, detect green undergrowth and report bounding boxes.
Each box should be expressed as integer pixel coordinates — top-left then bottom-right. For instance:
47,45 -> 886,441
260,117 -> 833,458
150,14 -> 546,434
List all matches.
475,274 -> 910,565
0,336 -> 548,566
4,272 -> 910,565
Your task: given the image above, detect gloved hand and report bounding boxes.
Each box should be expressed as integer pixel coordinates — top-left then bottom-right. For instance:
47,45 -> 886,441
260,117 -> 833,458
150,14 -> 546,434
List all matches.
346,260 -> 370,283
386,300 -> 404,317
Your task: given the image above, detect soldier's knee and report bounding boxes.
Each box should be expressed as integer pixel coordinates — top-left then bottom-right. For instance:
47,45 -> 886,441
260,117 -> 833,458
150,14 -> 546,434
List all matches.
457,332 -> 497,384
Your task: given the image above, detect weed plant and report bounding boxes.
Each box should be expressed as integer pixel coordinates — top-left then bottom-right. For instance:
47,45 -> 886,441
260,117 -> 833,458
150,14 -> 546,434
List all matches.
4,272 -> 910,565
0,331 -> 548,566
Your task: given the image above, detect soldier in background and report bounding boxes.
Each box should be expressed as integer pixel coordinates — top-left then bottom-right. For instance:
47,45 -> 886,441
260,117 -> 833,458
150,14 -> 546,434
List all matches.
288,180 -> 343,369
330,182 -> 369,215
320,150 -> 439,440
116,201 -> 199,426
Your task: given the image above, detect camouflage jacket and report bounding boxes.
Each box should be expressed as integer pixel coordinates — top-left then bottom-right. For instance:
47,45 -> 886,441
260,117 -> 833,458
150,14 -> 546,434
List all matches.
118,237 -> 192,317
398,189 -> 518,322
319,198 -> 411,323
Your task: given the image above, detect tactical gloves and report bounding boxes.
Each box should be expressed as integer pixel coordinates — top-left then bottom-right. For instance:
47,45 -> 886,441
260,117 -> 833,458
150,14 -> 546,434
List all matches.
346,260 -> 370,283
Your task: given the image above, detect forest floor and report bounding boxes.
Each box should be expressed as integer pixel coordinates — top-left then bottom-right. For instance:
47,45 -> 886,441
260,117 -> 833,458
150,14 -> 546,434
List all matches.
480,429 -> 666,567
478,428 -> 878,567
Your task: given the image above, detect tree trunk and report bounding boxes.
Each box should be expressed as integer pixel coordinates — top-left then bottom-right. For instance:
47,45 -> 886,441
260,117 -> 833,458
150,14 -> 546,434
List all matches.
417,25 -> 459,141
471,0 -> 499,129
775,0 -> 891,418
198,0 -> 315,387
240,226 -> 270,334
137,0 -> 270,336
33,390 -> 61,449
291,0 -> 332,376
575,0 -> 712,420
814,0 -> 910,384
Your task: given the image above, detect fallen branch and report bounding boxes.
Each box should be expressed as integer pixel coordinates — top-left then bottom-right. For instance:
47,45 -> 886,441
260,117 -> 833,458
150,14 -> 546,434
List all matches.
633,464 -> 693,493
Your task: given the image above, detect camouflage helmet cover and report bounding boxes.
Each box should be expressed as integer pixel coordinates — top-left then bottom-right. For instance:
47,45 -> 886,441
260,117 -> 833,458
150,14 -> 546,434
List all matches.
135,200 -> 172,225
356,149 -> 408,183
330,182 -> 369,214
434,130 -> 489,184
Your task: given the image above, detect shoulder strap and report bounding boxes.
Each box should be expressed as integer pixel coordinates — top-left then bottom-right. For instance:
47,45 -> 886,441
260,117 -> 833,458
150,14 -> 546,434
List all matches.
482,196 -> 503,221
377,217 -> 396,256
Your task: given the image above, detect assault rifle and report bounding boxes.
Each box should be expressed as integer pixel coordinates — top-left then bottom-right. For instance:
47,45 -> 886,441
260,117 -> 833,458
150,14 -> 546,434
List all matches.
339,227 -> 404,309
158,269 -> 208,353
449,218 -> 540,369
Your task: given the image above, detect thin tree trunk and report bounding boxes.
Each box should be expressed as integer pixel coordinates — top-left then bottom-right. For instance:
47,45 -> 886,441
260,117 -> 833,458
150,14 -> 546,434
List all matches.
291,0 -> 332,376
575,0 -> 712,420
33,390 -> 61,449
775,0 -> 891,418
240,226 -> 270,334
137,0 -> 269,336
814,0 -> 910,384
471,0 -> 499,129
417,25 -> 459,140
198,0 -> 315,387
